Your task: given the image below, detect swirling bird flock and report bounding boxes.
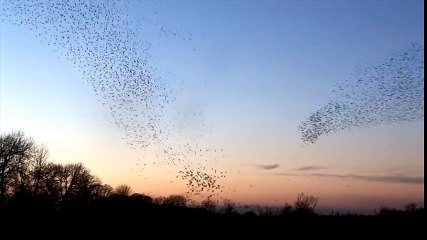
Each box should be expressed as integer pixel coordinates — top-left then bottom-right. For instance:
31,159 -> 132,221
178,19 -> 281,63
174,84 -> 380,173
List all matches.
1,0 -> 227,198
300,44 -> 424,144
1,0 -> 170,147
178,165 -> 227,197
3,0 -> 422,199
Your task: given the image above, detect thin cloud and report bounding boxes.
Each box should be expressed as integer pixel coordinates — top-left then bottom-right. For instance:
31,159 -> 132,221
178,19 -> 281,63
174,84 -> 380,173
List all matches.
258,164 -> 280,170
275,173 -> 424,185
242,163 -> 280,170
295,166 -> 328,171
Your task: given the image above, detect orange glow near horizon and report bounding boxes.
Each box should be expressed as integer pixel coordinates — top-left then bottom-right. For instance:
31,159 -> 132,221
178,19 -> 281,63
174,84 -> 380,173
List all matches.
5,118 -> 417,211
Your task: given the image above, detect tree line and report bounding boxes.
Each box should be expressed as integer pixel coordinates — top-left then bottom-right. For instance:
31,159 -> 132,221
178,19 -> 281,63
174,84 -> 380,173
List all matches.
0,131 -> 423,219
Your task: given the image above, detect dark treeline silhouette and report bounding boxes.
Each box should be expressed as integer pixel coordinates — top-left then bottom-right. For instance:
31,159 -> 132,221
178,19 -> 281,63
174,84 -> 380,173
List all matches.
0,131 -> 424,236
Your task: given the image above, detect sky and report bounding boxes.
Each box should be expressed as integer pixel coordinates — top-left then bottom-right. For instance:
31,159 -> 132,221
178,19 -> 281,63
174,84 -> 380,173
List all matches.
0,0 -> 424,212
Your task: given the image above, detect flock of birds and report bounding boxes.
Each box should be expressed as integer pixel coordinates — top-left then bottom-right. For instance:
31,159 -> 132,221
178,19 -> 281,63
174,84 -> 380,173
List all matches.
299,43 -> 424,144
1,0 -> 227,198
1,0 -> 170,147
178,165 -> 227,197
1,1 -> 424,199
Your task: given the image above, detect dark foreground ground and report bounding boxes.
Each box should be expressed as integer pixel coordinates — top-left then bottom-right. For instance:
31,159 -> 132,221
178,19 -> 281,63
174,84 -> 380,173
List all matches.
1,199 -> 424,238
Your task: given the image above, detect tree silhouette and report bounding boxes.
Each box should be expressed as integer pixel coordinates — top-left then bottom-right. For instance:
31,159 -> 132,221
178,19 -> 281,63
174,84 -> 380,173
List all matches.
153,196 -> 165,205
1,131 -> 105,208
130,193 -> 153,204
113,184 -> 132,196
30,145 -> 49,197
163,195 -> 187,207
294,193 -> 319,214
223,199 -> 237,215
60,163 -> 102,203
404,203 -> 418,213
0,131 -> 42,203
93,184 -> 114,199
201,197 -> 217,212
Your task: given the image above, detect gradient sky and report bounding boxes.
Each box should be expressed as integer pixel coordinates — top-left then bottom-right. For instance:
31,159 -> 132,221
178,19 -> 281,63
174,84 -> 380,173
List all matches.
0,0 -> 424,212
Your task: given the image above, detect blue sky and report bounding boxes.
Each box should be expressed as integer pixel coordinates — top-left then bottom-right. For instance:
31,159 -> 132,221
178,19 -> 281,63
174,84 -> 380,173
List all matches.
0,0 -> 424,210
142,0 -> 424,132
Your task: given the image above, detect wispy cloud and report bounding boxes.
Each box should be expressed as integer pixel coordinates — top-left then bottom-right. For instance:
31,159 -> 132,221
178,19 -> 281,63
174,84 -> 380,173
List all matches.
258,164 -> 280,170
242,163 -> 280,170
295,166 -> 328,171
276,173 -> 424,185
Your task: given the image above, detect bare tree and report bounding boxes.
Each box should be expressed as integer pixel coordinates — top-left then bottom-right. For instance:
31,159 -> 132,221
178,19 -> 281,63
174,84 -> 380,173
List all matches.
93,184 -> 113,198
36,162 -> 65,200
294,193 -> 319,213
29,145 -> 49,196
59,163 -> 101,202
0,131 -> 36,203
113,184 -> 132,196
1,131 -> 128,207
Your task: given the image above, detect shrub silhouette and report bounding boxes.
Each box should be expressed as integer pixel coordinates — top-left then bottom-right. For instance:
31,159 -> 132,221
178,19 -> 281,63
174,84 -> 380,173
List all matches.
293,193 -> 319,215
279,203 -> 293,216
130,193 -> 153,204
163,194 -> 187,207
113,184 -> 132,196
153,196 -> 165,205
223,199 -> 238,215
201,197 -> 217,212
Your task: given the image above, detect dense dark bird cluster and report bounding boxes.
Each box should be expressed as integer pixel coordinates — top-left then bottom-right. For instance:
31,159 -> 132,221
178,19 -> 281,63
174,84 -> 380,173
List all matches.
300,44 -> 424,144
178,165 -> 226,197
142,140 -> 228,197
1,0 -> 227,196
